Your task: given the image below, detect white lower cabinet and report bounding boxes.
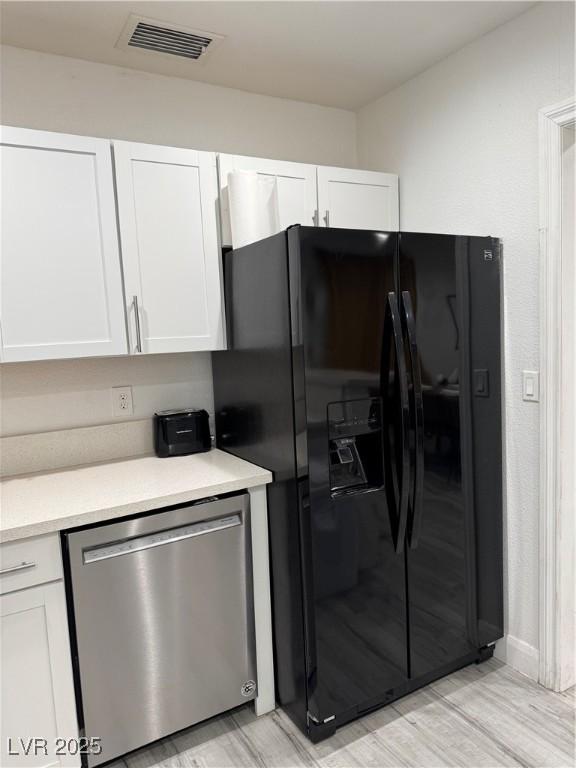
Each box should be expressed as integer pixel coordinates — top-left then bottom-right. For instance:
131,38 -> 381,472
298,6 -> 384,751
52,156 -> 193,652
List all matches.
1,536 -> 79,768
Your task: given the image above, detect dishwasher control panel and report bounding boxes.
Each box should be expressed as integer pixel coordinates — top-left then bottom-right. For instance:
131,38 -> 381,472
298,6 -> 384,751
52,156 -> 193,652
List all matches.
83,514 -> 242,564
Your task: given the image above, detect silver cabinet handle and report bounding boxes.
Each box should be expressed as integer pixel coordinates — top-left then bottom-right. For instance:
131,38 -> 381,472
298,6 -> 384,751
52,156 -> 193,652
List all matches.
132,295 -> 142,353
313,209 -> 319,227
0,561 -> 37,575
324,209 -> 330,227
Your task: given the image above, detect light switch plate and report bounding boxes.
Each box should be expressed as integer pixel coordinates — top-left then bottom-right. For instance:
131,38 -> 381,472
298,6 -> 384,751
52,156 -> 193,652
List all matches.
522,370 -> 540,402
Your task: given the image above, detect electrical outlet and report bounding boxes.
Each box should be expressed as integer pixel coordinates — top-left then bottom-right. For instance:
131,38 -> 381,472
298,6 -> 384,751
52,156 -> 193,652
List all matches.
112,386 -> 134,417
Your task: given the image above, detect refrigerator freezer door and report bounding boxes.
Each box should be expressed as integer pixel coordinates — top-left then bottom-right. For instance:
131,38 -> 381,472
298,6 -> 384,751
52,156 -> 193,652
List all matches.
293,228 -> 409,724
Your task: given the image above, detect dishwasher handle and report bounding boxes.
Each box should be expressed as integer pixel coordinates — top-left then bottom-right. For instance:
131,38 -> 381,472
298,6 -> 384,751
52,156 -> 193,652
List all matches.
83,514 -> 242,564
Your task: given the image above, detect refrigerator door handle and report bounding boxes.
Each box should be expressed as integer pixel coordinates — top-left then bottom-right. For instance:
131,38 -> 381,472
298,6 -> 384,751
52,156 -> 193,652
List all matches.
401,291 -> 424,549
381,291 -> 410,554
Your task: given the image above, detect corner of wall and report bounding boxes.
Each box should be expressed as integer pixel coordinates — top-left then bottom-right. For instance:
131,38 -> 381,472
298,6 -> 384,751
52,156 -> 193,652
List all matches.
494,634 -> 539,681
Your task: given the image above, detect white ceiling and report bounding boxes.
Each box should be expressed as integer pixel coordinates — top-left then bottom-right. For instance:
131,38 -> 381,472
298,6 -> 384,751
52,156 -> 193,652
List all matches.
0,1 -> 535,109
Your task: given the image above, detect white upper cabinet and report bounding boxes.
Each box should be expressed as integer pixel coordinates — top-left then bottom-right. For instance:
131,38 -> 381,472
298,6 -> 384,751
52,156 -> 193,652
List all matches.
218,155 -> 318,246
317,166 -> 399,231
0,127 -> 127,362
0,127 -> 398,363
114,141 -> 224,353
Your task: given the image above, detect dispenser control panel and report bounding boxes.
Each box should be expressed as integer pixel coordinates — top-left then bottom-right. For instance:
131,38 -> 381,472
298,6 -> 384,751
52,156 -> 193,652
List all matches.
327,397 -> 384,497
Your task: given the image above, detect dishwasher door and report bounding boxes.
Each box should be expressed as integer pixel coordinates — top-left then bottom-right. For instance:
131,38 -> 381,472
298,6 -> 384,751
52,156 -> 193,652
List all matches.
64,494 -> 255,767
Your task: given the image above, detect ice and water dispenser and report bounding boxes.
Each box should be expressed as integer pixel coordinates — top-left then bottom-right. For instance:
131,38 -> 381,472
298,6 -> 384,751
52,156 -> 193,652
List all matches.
327,397 -> 384,497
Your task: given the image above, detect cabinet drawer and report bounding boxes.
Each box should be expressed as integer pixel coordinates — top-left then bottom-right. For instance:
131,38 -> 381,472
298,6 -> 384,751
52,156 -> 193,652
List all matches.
0,534 -> 63,595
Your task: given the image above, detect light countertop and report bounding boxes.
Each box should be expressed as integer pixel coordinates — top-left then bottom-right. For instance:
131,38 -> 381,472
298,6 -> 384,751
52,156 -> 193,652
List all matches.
0,449 -> 272,542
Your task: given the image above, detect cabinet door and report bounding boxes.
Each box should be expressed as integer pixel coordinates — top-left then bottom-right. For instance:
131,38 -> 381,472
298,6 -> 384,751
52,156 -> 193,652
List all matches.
218,155 -> 318,246
1,583 -> 79,768
317,166 -> 399,231
114,142 -> 224,353
0,127 -> 127,362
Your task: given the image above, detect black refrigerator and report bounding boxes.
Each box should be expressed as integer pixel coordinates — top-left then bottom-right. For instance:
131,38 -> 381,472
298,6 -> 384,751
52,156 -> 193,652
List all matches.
213,226 -> 503,741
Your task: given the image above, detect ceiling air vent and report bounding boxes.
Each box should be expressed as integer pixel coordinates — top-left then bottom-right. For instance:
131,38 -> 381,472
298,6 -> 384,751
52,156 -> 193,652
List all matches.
116,15 -> 224,63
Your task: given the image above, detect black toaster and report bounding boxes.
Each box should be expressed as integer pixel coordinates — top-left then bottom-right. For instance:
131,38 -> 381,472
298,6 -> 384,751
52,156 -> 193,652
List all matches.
154,408 -> 211,458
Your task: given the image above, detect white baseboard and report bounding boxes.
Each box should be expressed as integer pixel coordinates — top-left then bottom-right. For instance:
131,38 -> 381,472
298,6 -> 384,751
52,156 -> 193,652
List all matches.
494,634 -> 539,681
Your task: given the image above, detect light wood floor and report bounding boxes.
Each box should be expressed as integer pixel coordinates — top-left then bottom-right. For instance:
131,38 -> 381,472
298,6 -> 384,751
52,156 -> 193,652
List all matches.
109,660 -> 574,768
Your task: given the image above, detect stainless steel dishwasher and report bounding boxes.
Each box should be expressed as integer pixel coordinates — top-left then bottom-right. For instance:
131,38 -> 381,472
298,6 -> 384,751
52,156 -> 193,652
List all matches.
63,494 -> 256,767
